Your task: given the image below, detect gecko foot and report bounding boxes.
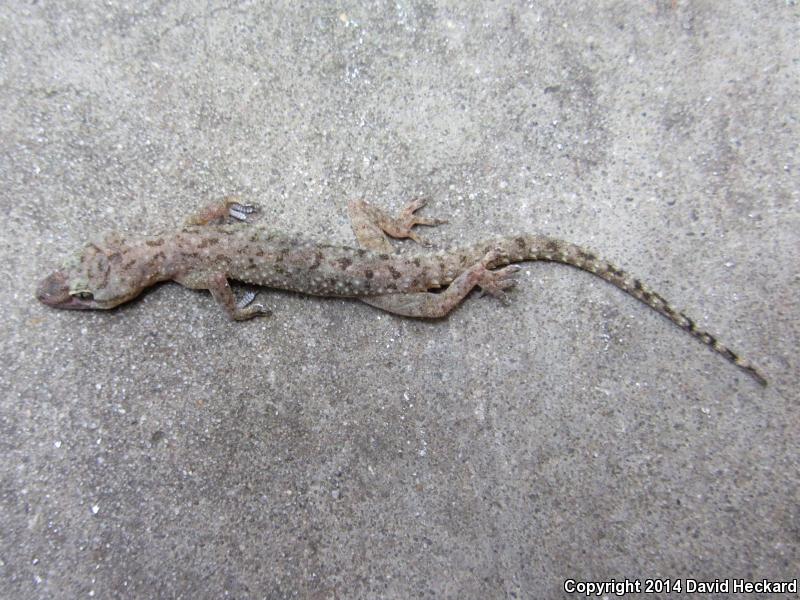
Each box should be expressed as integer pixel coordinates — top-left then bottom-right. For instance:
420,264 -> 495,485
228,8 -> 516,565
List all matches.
475,249 -> 520,305
347,197 -> 447,251
233,303 -> 272,320
396,197 -> 448,246
476,265 -> 520,305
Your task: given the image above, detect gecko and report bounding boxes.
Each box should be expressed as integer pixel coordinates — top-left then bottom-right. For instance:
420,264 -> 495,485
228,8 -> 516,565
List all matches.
36,197 -> 766,385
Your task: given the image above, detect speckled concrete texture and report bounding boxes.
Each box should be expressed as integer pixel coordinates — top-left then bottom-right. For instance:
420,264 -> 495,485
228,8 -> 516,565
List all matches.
1,1 -> 798,598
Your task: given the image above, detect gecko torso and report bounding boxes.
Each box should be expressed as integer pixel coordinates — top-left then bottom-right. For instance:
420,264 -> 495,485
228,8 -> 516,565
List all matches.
37,198 -> 766,385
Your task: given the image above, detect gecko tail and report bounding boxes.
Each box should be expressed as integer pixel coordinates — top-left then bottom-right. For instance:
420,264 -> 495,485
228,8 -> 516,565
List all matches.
478,234 -> 767,386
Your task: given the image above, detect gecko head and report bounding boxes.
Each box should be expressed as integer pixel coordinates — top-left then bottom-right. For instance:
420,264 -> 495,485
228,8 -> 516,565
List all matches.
36,236 -> 145,311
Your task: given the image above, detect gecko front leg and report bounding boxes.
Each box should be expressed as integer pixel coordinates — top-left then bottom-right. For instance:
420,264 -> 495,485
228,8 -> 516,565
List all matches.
175,271 -> 272,320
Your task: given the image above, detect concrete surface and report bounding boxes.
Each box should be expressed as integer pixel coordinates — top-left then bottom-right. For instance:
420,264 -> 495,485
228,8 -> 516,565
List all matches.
1,1 -> 798,598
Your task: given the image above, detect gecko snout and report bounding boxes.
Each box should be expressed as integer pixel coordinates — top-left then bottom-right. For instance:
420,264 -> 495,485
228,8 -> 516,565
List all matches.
36,270 -> 84,309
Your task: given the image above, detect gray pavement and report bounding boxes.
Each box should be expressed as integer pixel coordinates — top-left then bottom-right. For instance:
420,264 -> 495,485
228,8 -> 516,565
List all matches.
1,1 -> 798,598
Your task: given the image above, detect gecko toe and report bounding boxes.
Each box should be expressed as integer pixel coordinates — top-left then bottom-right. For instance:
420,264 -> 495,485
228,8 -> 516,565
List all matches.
403,197 -> 429,214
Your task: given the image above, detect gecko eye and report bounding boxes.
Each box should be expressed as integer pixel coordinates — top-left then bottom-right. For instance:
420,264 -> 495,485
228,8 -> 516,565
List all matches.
74,291 -> 94,300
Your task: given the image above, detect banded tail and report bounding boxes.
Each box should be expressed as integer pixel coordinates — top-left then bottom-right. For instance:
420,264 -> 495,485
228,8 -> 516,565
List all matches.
444,234 -> 767,386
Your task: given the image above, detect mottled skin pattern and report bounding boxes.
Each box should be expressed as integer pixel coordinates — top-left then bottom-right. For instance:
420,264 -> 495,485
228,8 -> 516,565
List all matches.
37,198 -> 766,385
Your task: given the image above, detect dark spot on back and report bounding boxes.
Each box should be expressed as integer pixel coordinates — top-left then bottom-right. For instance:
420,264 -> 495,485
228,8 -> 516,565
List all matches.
515,236 -> 526,249
364,269 -> 374,279
378,253 -> 390,261
388,266 -> 401,279
198,237 -> 220,248
146,251 -> 166,272
145,239 -> 165,247
337,256 -> 353,270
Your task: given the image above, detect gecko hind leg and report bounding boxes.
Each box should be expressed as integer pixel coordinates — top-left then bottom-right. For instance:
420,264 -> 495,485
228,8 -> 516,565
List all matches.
347,197 -> 447,251
347,198 -> 515,318
186,197 -> 260,226
362,249 -> 520,318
